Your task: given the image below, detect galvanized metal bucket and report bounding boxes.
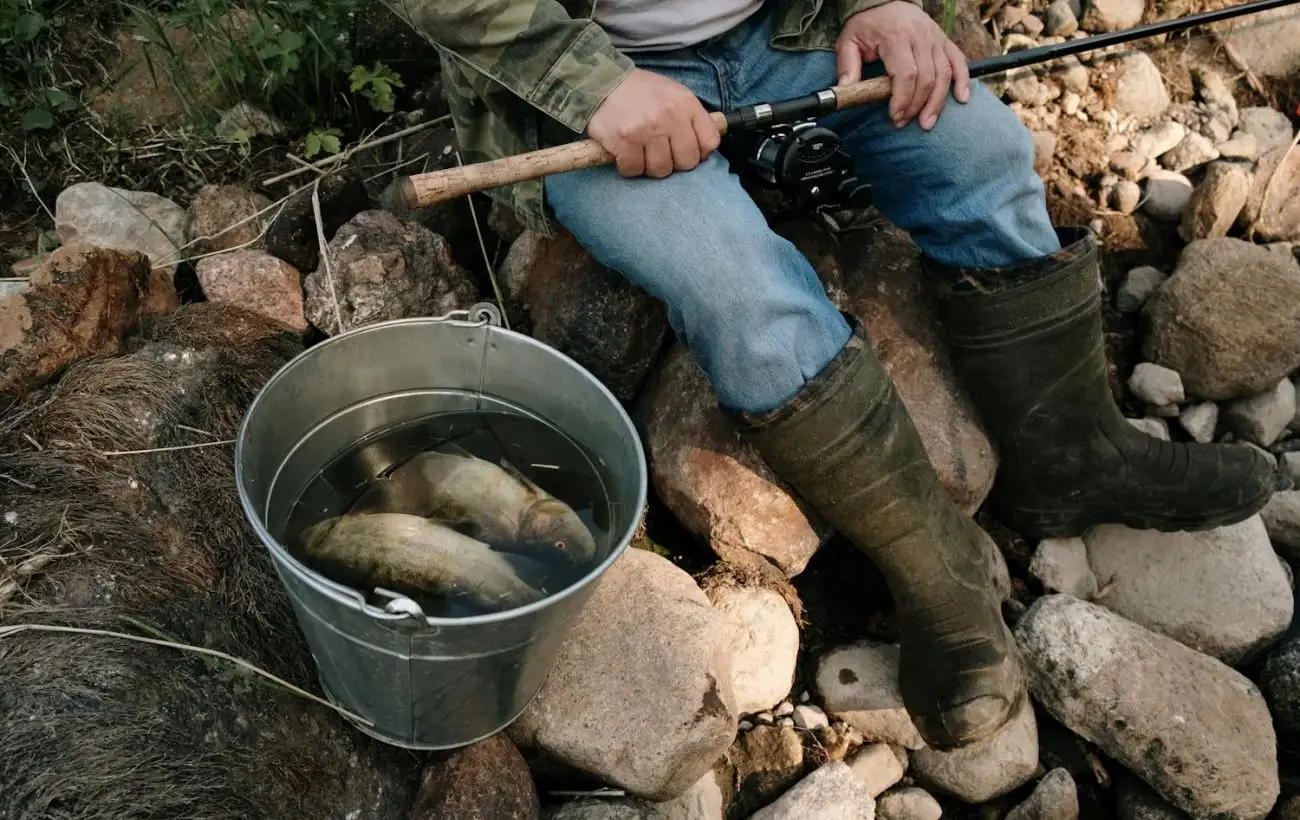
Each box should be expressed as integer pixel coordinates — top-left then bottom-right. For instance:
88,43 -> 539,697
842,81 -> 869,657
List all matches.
234,304 -> 648,750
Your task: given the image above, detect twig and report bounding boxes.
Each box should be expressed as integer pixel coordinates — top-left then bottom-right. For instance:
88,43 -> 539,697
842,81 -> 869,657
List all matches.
0,622 -> 375,727
311,177 -> 346,335
261,117 -> 449,187
456,149 -> 510,331
1250,127 -> 1300,241
101,439 -> 235,457
0,474 -> 37,491
3,144 -> 56,224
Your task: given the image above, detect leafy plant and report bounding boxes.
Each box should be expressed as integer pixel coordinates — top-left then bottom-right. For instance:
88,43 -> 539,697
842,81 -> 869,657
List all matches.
0,0 -> 79,130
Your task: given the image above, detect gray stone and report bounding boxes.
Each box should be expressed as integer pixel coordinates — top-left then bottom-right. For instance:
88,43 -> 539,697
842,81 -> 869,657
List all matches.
1044,0 -> 1079,35
1082,0 -> 1144,30
544,800 -> 666,820
875,787 -> 942,820
1215,6 -> 1300,79
725,725 -> 805,817
815,642 -> 925,750
1127,362 -> 1185,406
1059,55 -> 1089,94
1016,14 -> 1044,36
1111,180 -> 1142,215
1180,161 -> 1251,241
1238,107 -> 1295,155
1242,144 -> 1300,244
1142,171 -> 1194,221
1224,378 -> 1297,447
749,761 -> 877,820
1032,131 -> 1056,177
1161,131 -> 1220,172
1142,238 -> 1300,401
846,744 -> 905,797
196,250 -> 306,333
1030,536 -> 1098,598
1006,768 -> 1079,820
791,704 -> 829,732
1127,417 -> 1171,440
1260,636 -> 1300,742
1083,515 -> 1293,665
1112,53 -> 1171,119
647,772 -> 726,820
1283,452 -> 1300,485
1116,266 -> 1167,312
909,695 -> 1039,804
1132,121 -> 1187,160
184,184 -> 272,257
1218,132 -> 1260,161
1178,401 -> 1220,443
1005,68 -> 1043,105
1111,151 -> 1155,181
1261,491 -> 1300,560
1014,595 -> 1279,820
509,548 -> 740,801
706,586 -> 799,716
1116,774 -> 1192,820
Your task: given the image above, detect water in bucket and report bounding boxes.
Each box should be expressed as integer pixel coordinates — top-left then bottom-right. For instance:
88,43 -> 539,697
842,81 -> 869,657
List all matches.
281,408 -> 615,619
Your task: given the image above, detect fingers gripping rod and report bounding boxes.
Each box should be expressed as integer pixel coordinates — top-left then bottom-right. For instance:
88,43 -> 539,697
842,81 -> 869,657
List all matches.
397,0 -> 1299,209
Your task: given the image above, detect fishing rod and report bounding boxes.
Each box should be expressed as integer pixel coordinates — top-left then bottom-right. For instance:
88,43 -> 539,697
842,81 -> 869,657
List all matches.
397,0 -> 1299,211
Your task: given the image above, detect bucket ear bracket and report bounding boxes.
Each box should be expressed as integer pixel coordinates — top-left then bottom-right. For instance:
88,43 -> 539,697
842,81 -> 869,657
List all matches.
371,587 -> 429,630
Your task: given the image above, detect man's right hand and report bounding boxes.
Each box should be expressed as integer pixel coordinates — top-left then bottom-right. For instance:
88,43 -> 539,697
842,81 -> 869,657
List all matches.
586,68 -> 721,179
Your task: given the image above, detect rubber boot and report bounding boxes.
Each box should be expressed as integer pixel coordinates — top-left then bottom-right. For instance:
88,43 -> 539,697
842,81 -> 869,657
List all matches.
725,316 -> 1025,749
923,226 -> 1286,539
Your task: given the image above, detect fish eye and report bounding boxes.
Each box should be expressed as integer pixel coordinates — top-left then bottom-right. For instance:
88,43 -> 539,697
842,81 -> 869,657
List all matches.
555,540 -> 566,551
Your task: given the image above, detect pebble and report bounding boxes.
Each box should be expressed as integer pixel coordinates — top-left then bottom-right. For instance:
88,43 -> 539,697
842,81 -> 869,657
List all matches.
1142,171 -> 1195,221
1133,121 -> 1187,159
755,712 -> 774,726
1111,151 -> 1155,181
1082,0 -> 1144,30
999,4 -> 1030,28
1110,180 -> 1142,214
774,702 -> 794,718
846,743 -> 905,797
1127,417 -> 1171,440
749,761 -> 877,820
1015,594 -> 1280,820
1030,536 -> 1099,598
1006,768 -> 1080,820
910,696 -> 1039,803
776,717 -> 794,728
1162,132 -> 1221,172
1128,362 -> 1186,406
1179,401 -> 1220,443
1059,56 -> 1090,94
791,705 -> 828,731
1044,0 -> 1079,35
876,787 -> 942,820
1061,91 -> 1081,116
1148,402 -> 1181,418
1224,378 -> 1297,447
1112,52 -> 1171,119
1005,68 -> 1043,105
739,720 -> 754,731
1218,131 -> 1261,161
1118,267 -> 1170,313
1017,14 -> 1045,36
798,691 -> 810,703
1083,516 -> 1294,665
1238,107 -> 1295,155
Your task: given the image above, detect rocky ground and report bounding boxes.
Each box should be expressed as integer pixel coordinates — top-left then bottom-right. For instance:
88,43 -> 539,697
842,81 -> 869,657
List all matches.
3,0 -> 1300,818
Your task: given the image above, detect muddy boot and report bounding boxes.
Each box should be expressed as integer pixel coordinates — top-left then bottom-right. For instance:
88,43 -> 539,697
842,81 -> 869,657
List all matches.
724,316 -> 1024,749
923,226 -> 1287,539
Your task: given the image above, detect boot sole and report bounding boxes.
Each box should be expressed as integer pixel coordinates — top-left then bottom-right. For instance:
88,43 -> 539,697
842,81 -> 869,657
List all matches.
996,481 -> 1276,540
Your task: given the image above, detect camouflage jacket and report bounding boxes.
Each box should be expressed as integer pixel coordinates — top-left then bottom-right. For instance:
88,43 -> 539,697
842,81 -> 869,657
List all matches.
378,0 -> 915,235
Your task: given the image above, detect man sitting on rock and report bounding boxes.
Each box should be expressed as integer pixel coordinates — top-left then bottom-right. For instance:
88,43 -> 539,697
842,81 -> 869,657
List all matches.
383,0 -> 1286,748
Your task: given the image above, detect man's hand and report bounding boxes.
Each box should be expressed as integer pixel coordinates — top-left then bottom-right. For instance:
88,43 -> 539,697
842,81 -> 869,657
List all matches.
587,67 -> 721,178
835,2 -> 971,131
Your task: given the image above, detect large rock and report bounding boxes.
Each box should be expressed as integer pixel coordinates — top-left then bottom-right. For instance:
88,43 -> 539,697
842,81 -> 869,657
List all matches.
1241,145 -> 1300,243
1082,516 -> 1293,665
409,733 -> 540,820
509,548 -> 740,801
749,760 -> 877,820
1116,774 -> 1193,820
909,695 -> 1040,804
54,182 -> 185,314
501,230 -> 668,404
264,167 -> 369,272
195,250 -> 307,332
1260,635 -> 1300,744
810,221 -> 998,514
1237,108 -> 1295,156
185,184 -> 273,257
1142,238 -> 1300,401
1014,595 -> 1279,820
0,244 -> 144,399
1215,7 -> 1300,78
705,585 -> 800,715
1111,52 -> 1171,120
302,209 -> 481,334
815,642 -> 925,751
643,342 -> 831,578
1180,161 -> 1251,241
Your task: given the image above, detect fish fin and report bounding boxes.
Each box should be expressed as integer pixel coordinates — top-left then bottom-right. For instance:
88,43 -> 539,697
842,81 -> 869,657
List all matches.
497,456 -> 547,496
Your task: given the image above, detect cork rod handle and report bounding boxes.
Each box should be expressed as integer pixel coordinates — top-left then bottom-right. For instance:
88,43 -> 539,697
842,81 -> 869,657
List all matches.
398,76 -> 893,209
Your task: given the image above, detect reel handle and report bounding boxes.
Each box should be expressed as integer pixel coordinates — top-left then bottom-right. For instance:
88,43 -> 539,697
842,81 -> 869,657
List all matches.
397,76 -> 893,209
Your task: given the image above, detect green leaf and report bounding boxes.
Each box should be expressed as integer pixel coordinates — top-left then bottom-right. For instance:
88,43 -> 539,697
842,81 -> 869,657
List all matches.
21,107 -> 54,130
13,11 -> 49,42
317,132 -> 340,154
941,0 -> 957,36
305,131 -> 321,157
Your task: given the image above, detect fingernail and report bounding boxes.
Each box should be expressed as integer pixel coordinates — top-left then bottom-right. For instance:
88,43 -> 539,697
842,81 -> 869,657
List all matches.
922,114 -> 936,129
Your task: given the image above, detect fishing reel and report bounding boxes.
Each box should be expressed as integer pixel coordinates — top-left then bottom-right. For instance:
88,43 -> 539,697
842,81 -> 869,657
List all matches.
724,118 -> 874,219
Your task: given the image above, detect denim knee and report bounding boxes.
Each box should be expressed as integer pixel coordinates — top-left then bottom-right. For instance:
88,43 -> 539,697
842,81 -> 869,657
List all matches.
545,157 -> 851,413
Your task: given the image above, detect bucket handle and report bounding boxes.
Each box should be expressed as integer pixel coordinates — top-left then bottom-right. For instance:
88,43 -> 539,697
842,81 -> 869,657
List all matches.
432,302 -> 504,329
371,587 -> 438,633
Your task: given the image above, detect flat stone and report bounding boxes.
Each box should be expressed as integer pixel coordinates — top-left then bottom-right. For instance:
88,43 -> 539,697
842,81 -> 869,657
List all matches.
1224,378 -> 1297,447
1132,121 -> 1187,160
791,704 -> 828,732
910,694 -> 1039,804
1014,595 -> 1279,820
875,787 -> 942,820
1237,107 -> 1295,155
706,586 -> 799,716
1180,161 -> 1251,241
1178,401 -> 1220,443
847,743 -> 905,797
815,642 -> 925,750
1161,132 -> 1220,172
1217,132 -> 1260,161
1112,52 -> 1171,120
749,761 -> 877,820
1127,362 -> 1185,406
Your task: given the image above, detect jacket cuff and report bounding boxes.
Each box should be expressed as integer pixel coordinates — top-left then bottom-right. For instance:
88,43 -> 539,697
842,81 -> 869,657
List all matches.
527,22 -> 636,133
838,0 -> 923,23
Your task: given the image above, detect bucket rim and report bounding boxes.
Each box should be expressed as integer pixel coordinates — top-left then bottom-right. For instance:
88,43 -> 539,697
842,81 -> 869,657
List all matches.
234,313 -> 649,627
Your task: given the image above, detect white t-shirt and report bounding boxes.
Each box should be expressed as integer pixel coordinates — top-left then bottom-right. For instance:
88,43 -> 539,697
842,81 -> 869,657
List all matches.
591,0 -> 765,51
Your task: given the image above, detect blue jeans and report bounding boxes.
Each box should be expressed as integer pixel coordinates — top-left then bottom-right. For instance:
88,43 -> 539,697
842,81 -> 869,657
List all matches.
544,4 -> 1060,414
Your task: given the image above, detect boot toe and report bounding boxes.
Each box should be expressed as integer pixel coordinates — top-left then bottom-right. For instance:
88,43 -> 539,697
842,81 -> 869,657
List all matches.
912,692 -> 1018,749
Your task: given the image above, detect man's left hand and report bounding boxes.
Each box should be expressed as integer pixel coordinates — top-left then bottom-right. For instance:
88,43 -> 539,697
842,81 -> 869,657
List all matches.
835,1 -> 971,131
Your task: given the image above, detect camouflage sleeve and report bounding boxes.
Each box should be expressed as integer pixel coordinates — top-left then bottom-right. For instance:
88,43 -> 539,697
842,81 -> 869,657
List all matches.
376,0 -> 635,133
835,0 -> 924,23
